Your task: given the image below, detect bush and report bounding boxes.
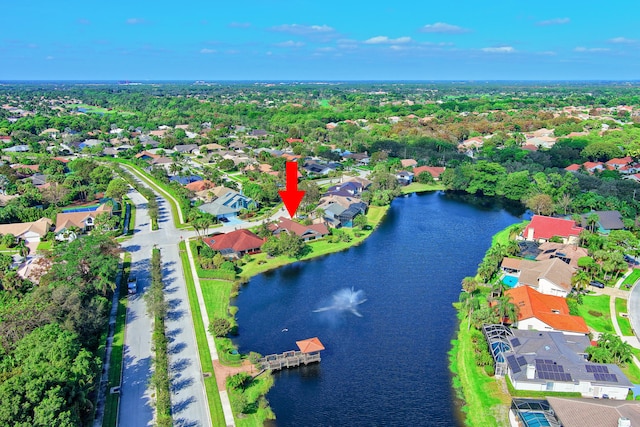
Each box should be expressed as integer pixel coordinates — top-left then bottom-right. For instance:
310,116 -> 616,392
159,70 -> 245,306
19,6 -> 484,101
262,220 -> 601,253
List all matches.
209,318 -> 232,337
483,365 -> 495,376
588,310 -> 603,317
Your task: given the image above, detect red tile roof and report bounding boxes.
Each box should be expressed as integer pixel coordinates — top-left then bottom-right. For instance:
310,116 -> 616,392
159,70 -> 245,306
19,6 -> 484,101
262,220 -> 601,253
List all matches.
286,138 -> 304,143
606,156 -> 633,166
185,180 -> 215,192
523,215 -> 583,240
583,161 -> 603,170
413,166 -> 445,179
506,286 -> 589,334
296,337 -> 325,353
269,217 -> 329,238
203,229 -> 265,254
564,164 -> 581,171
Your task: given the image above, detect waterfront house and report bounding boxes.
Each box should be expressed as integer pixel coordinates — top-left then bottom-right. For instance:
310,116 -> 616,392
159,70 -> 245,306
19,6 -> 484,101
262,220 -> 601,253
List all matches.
545,397 -> 640,427
483,325 -> 632,399
412,166 -> 446,180
521,215 -> 584,244
517,258 -> 575,298
535,242 -> 589,269
203,229 -> 264,258
269,217 -> 329,241
505,286 -> 589,335
396,170 -> 414,186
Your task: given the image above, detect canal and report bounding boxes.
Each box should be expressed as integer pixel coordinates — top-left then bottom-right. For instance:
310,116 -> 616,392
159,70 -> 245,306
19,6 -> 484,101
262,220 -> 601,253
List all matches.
234,191 -> 522,426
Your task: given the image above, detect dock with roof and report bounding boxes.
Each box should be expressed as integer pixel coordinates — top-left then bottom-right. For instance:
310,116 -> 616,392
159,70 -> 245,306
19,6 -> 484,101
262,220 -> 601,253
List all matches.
258,337 -> 325,371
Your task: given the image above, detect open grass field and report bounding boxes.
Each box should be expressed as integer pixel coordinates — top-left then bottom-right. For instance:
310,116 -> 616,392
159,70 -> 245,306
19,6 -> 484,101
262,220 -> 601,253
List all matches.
575,295 -> 613,333
491,220 -> 529,247
73,103 -> 134,116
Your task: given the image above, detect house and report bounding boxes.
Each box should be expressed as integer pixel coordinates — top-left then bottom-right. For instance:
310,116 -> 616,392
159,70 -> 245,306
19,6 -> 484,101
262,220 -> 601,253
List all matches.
169,175 -> 203,185
505,286 -> 589,335
546,397 -> 640,427
517,258 -> 575,298
286,138 -> 304,144
343,176 -> 372,190
135,151 -> 160,161
483,325 -> 632,399
522,215 -> 584,244
185,180 -> 215,192
174,144 -> 199,154
605,156 -> 633,170
269,217 -> 329,241
396,170 -> 414,185
535,242 -> 589,269
579,210 -> 625,233
2,145 -> 30,153
203,229 -> 264,258
54,203 -> 113,241
564,164 -> 581,172
343,152 -> 370,165
303,161 -> 331,176
583,161 -> 604,173
400,159 -> 417,168
39,128 -> 60,138
0,218 -> 52,243
325,181 -> 363,197
197,190 -> 255,220
412,166 -> 445,180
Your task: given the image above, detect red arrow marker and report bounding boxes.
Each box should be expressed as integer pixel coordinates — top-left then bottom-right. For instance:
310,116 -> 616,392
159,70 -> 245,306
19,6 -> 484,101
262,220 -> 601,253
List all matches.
279,161 -> 305,218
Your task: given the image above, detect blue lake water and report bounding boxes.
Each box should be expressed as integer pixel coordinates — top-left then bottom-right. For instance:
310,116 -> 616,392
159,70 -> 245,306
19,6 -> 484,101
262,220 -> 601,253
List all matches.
233,191 -> 522,426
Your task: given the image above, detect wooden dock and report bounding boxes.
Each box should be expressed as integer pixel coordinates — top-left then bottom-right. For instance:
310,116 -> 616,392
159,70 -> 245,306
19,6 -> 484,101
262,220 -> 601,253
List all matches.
259,336 -> 325,371
259,350 -> 321,371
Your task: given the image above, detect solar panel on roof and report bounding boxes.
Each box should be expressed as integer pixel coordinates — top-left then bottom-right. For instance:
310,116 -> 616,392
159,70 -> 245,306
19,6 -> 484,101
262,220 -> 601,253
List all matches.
545,359 -> 553,364
586,365 -> 595,373
602,366 -> 609,373
511,338 -> 521,347
507,355 -> 522,374
517,356 -> 527,366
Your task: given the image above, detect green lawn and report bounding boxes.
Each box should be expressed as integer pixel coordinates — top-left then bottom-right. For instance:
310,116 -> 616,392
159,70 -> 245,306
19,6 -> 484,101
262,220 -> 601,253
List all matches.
623,269 -> 640,287
36,240 -> 53,251
103,253 -> 131,427
615,297 -> 635,336
73,103 -> 133,116
401,182 -> 444,194
178,242 -> 227,426
492,220 -> 529,247
575,295 -> 614,333
449,321 -> 510,427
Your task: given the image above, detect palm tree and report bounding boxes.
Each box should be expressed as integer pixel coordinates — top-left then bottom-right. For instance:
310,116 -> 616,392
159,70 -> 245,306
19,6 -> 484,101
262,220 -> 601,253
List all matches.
461,276 -> 478,294
169,162 -> 182,176
459,292 -> 480,330
572,270 -> 590,293
494,295 -> 519,325
586,213 -> 600,233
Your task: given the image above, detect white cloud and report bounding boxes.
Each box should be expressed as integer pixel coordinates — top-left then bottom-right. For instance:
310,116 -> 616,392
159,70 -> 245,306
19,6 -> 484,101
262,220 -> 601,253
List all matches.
608,37 -> 637,44
126,18 -> 146,25
316,47 -> 335,52
536,18 -> 570,26
200,48 -> 216,54
276,40 -> 305,48
420,22 -> 470,34
574,46 -> 610,52
270,24 -> 335,35
538,51 -> 557,56
364,36 -> 412,44
481,46 -> 515,53
229,22 -> 251,28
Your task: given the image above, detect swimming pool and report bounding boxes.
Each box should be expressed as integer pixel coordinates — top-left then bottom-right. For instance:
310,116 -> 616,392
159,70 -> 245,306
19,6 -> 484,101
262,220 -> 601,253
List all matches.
62,205 -> 100,213
520,411 -> 551,427
502,275 -> 519,288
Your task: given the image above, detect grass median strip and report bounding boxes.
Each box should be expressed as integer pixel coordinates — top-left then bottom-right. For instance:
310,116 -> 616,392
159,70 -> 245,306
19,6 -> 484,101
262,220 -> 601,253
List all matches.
178,241 -> 226,426
615,297 -> 634,336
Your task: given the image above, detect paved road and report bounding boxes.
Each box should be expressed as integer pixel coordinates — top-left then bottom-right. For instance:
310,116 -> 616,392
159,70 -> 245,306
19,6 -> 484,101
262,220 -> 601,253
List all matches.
629,281 -> 640,341
119,178 -> 210,426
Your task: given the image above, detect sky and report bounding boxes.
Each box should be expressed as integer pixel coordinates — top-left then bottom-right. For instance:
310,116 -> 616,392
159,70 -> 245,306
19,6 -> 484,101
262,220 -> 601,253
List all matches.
2,1 -> 639,81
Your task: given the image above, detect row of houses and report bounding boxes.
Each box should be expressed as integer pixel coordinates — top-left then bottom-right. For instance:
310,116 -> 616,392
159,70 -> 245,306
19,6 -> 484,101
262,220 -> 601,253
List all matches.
201,217 -> 330,259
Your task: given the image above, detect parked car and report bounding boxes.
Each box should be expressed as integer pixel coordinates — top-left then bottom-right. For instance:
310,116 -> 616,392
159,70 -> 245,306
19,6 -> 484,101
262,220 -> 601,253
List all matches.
589,280 -> 605,289
219,217 -> 229,223
127,276 -> 137,295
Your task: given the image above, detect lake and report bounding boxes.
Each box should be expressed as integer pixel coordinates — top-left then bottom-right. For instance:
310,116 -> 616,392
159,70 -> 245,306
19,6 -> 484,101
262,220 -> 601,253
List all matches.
233,191 -> 522,426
